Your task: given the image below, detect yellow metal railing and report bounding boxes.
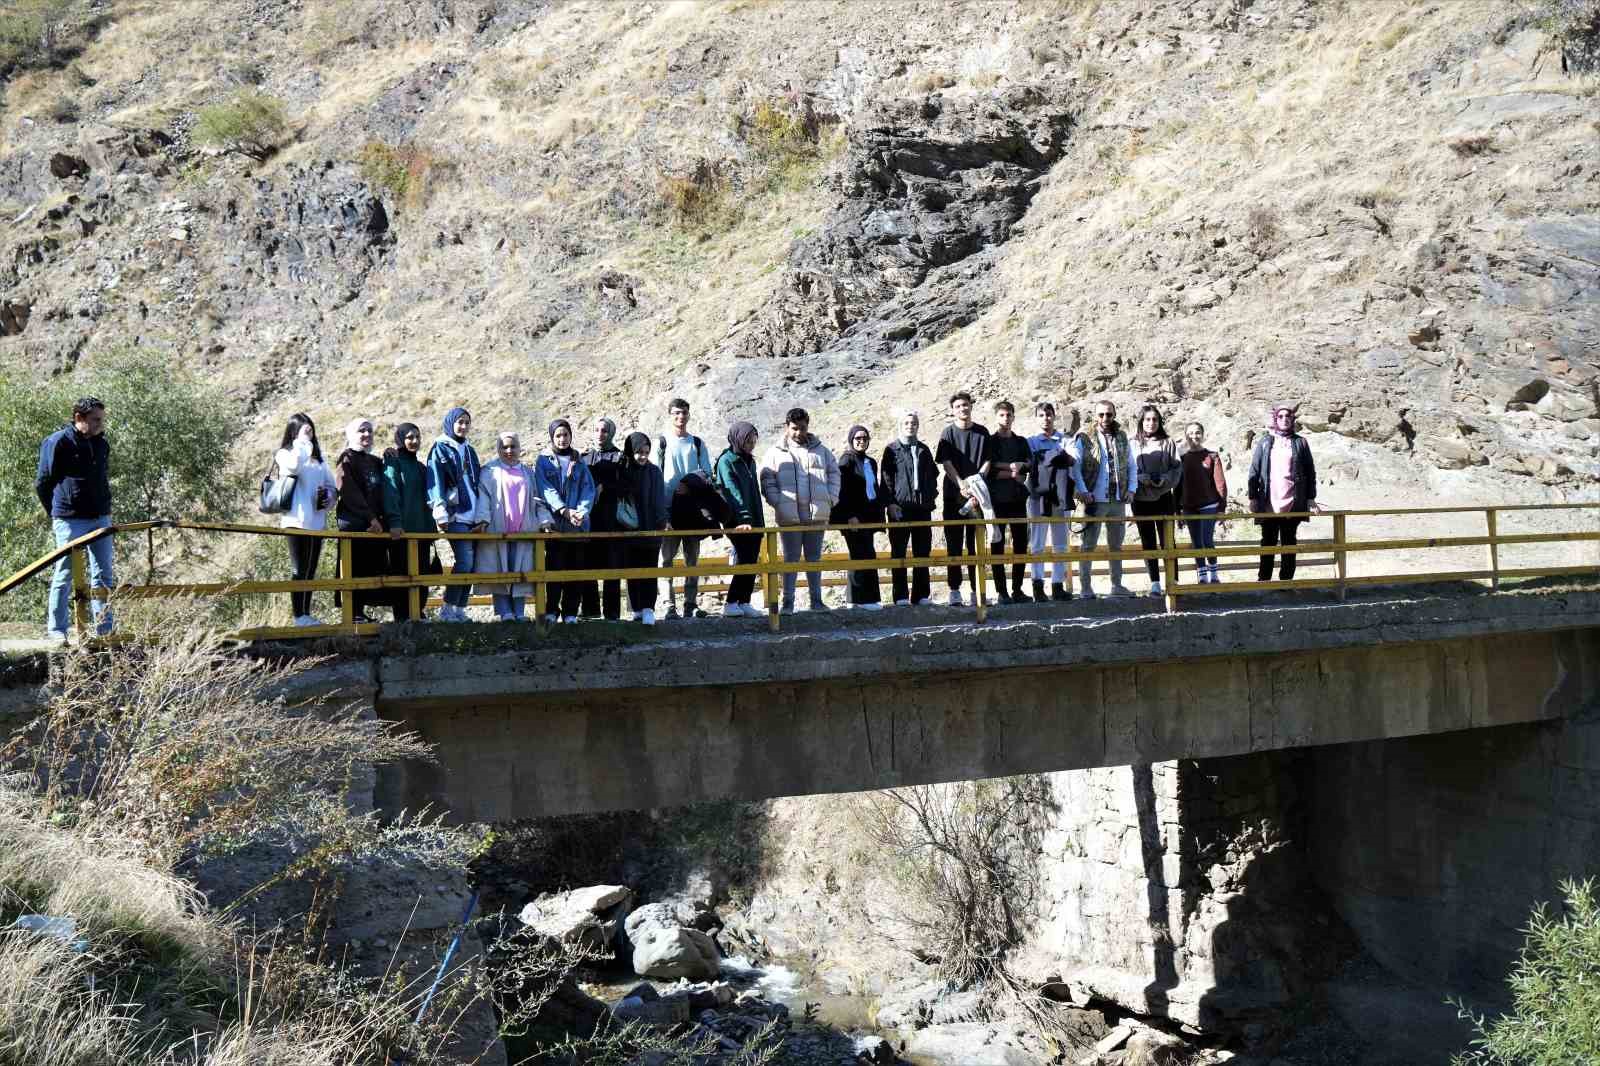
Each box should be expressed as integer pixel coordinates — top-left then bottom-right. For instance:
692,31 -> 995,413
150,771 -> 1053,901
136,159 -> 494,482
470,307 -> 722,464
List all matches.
2,504 -> 1597,642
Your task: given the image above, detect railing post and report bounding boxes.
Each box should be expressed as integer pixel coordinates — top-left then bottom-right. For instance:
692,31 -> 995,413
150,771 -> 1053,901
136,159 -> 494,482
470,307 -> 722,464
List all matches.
974,518 -> 988,623
1162,516 -> 1179,614
70,546 -> 89,640
406,537 -> 422,621
1485,508 -> 1499,591
764,529 -> 780,632
339,535 -> 355,626
534,537 -> 548,625
1333,512 -> 1349,601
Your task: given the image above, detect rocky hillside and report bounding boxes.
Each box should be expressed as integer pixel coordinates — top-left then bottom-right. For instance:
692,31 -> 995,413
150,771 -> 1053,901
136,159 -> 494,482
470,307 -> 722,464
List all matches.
1,0 -> 1597,509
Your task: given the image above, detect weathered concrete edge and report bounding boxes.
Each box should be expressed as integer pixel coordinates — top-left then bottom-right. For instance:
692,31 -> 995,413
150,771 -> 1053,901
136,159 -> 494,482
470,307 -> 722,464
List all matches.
374,591 -> 1600,704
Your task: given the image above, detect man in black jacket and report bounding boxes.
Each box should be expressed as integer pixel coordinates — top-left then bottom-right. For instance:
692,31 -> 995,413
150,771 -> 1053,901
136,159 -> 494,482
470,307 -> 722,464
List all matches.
879,408 -> 939,606
35,397 -> 115,642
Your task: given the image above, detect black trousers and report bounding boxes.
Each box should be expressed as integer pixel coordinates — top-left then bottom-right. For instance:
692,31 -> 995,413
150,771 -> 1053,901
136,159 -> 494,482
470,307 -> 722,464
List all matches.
387,538 -> 438,621
287,533 -> 323,617
1258,517 -> 1300,581
335,519 -> 388,618
989,499 -> 1028,595
726,532 -> 762,606
580,537 -> 624,619
1132,493 -> 1176,582
625,539 -> 659,613
943,502 -> 977,590
549,538 -> 586,617
842,526 -> 881,605
888,510 -> 933,604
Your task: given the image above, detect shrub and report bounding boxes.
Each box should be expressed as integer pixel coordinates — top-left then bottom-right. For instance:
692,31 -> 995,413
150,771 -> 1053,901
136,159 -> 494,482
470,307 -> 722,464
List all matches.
193,89 -> 288,160
1449,135 -> 1496,156
1453,877 -> 1600,1064
0,0 -> 74,73
357,140 -> 445,211
659,158 -> 737,232
0,348 -> 247,621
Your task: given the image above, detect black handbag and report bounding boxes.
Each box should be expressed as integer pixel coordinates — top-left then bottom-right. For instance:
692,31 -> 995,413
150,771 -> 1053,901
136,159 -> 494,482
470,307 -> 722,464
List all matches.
259,460 -> 297,515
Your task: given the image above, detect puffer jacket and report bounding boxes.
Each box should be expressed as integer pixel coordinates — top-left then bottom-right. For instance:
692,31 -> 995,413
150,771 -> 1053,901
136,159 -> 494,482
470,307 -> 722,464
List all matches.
759,433 -> 841,526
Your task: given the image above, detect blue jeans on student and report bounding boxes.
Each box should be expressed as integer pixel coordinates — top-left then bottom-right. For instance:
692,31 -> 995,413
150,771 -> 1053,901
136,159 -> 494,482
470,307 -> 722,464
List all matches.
48,515 -> 115,637
443,521 -> 477,609
1186,501 -> 1222,569
492,594 -> 525,620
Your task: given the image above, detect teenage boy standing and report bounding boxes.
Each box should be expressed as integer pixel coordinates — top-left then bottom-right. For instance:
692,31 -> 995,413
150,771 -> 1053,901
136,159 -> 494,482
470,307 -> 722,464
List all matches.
935,391 -> 990,606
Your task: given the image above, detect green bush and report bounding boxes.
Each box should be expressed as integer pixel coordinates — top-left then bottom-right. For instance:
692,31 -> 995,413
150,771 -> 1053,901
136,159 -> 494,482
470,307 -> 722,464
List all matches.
0,0 -> 75,73
1453,877 -> 1600,1065
193,89 -> 288,160
356,140 -> 444,211
0,349 -> 246,622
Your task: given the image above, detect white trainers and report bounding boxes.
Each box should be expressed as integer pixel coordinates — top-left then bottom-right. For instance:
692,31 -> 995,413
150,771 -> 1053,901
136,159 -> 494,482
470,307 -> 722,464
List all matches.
913,597 -> 932,606
638,608 -> 656,626
562,616 -> 579,624
722,602 -> 748,618
293,614 -> 321,627
544,613 -> 559,624
1108,585 -> 1133,598
948,589 -> 965,607
859,602 -> 883,611
1149,582 -> 1164,598
894,599 -> 911,607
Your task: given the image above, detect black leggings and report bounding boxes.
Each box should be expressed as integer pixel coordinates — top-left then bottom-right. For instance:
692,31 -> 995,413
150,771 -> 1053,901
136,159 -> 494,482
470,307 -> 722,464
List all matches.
1132,493 -> 1176,582
727,532 -> 762,606
287,533 -> 323,617
549,539 -> 586,617
1258,517 -> 1300,581
580,538 -> 624,620
625,539 -> 659,613
843,527 -> 881,605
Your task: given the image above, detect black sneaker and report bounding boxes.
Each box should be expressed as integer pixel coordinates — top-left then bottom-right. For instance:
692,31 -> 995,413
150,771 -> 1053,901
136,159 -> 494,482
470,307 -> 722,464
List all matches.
1052,583 -> 1071,602
996,590 -> 1014,605
689,606 -> 708,619
1014,588 -> 1034,603
664,605 -> 681,620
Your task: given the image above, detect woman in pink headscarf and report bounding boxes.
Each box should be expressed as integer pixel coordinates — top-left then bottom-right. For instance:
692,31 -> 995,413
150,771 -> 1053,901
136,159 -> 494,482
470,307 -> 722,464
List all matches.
1246,403 -> 1320,582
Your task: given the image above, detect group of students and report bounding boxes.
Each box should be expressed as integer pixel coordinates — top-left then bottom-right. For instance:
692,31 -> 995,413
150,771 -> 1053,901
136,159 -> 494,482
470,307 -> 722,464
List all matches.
264,393 -> 1320,626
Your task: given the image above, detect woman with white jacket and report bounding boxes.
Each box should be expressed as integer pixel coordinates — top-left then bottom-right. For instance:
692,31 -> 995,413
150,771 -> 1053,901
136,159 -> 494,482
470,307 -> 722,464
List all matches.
472,432 -> 554,621
759,407 -> 841,612
272,413 -> 337,626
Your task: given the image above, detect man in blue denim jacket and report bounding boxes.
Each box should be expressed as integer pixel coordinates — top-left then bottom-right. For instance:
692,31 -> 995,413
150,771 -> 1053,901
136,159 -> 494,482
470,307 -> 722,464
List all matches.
35,397 -> 114,642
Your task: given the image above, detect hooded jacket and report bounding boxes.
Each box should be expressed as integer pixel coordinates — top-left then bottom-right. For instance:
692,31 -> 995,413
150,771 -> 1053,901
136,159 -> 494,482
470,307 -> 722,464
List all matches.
714,446 -> 764,527
879,438 -> 938,518
759,433 -> 841,526
671,472 -> 734,535
581,423 -> 624,532
427,408 -> 483,525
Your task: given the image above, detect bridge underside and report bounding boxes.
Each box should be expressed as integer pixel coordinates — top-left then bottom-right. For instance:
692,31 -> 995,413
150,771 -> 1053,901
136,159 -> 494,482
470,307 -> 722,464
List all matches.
375,626 -> 1598,820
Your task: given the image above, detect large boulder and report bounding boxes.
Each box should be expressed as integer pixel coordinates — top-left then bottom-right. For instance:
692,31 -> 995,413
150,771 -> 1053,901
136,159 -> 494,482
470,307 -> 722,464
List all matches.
519,885 -> 632,953
624,902 -> 721,980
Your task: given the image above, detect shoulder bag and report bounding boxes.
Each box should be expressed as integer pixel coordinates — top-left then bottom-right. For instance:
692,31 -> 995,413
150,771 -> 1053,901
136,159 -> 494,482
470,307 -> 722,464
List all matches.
259,456 -> 297,515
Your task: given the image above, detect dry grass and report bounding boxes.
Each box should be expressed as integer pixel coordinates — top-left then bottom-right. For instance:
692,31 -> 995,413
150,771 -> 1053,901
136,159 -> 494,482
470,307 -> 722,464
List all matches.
356,140 -> 449,211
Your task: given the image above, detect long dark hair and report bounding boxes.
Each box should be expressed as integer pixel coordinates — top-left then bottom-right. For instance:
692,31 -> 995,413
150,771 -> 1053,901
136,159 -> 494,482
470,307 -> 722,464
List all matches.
279,413 -> 323,463
1134,404 -> 1167,444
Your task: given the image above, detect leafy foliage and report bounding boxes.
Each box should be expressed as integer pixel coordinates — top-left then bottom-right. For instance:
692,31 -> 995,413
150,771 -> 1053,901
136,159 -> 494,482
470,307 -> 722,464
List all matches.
1453,878 -> 1600,1065
356,140 -> 446,211
193,89 -> 289,159
0,349 -> 246,620
0,0 -> 75,73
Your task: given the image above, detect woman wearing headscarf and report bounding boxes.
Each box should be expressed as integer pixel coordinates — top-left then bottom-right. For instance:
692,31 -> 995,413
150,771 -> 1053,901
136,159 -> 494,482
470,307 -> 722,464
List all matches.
714,421 -> 765,618
1131,404 -> 1183,599
471,432 -> 553,621
835,424 -> 885,610
335,418 -> 388,622
535,418 -> 598,623
580,416 -> 625,620
1248,402 -> 1320,582
383,423 -> 439,621
616,432 -> 670,625
427,407 -> 484,622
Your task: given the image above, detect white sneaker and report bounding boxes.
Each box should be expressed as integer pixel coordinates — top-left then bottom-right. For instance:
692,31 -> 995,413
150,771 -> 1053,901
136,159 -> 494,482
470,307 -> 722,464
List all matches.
913,597 -> 932,606
894,599 -> 911,607
638,608 -> 656,626
722,603 -> 747,618
544,613 -> 559,624
293,614 -> 320,627
562,616 -> 578,624
859,602 -> 883,611
948,589 -> 965,607
1108,585 -> 1133,598
1149,582 -> 1163,598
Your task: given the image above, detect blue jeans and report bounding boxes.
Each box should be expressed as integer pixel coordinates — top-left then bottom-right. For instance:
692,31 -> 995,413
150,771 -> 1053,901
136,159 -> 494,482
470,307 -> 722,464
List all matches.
443,522 -> 477,609
492,593 -> 525,620
1186,502 -> 1222,568
48,515 -> 114,637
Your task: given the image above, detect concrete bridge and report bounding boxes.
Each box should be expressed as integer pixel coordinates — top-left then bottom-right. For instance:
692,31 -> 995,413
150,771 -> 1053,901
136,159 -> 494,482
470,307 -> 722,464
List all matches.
365,586 -> 1600,821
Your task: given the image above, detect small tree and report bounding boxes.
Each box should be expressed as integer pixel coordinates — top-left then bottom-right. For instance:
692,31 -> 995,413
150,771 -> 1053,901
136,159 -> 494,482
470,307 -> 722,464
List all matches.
193,89 -> 289,159
0,349 -> 246,621
1453,878 -> 1600,1065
